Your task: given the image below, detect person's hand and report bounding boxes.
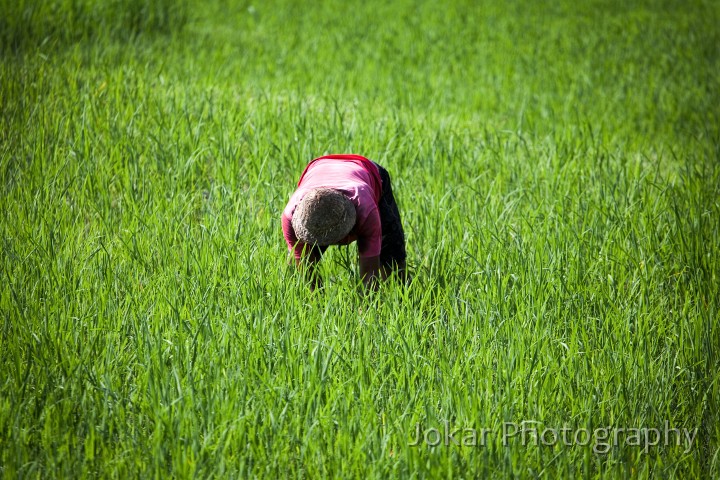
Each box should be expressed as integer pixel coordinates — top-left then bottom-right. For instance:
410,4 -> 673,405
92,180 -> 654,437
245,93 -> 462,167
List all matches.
359,255 -> 381,291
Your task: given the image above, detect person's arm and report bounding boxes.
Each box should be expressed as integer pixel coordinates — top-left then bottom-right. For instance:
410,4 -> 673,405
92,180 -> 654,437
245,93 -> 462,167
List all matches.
355,204 -> 382,290
359,255 -> 380,290
283,210 -> 323,289
294,244 -> 323,290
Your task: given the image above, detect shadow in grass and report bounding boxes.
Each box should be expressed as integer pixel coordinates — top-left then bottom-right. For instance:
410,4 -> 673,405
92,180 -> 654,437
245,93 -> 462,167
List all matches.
1,0 -> 188,54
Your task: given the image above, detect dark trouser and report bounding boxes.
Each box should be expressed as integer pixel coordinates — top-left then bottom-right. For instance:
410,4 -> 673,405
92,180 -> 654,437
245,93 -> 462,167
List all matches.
373,162 -> 407,271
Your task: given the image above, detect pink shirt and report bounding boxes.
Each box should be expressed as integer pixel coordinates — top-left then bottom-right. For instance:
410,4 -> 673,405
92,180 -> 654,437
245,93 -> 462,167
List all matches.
282,156 -> 382,259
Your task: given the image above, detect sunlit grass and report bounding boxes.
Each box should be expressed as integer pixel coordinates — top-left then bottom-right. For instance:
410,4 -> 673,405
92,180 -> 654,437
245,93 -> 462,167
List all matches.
1,0 -> 719,477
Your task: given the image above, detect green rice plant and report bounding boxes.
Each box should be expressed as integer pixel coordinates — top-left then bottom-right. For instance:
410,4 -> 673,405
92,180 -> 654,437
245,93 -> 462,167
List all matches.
0,0 -> 188,53
1,0 -> 718,477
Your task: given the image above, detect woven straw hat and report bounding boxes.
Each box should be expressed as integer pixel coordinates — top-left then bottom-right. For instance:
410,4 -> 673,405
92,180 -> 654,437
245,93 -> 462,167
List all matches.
292,188 -> 356,246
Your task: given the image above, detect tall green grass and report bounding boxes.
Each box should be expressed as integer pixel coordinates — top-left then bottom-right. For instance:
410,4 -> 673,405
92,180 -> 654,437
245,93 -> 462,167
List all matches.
1,0 -> 719,477
0,0 -> 187,52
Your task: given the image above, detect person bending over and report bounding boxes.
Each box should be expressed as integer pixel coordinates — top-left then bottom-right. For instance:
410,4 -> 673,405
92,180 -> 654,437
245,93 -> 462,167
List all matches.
282,154 -> 407,289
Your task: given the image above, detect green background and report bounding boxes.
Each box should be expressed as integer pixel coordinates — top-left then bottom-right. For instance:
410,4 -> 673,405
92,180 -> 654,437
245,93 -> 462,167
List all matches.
1,0 -> 718,477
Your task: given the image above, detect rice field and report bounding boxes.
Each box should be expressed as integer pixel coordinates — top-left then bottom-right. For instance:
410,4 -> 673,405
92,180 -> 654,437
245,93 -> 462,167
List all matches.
1,0 -> 719,477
